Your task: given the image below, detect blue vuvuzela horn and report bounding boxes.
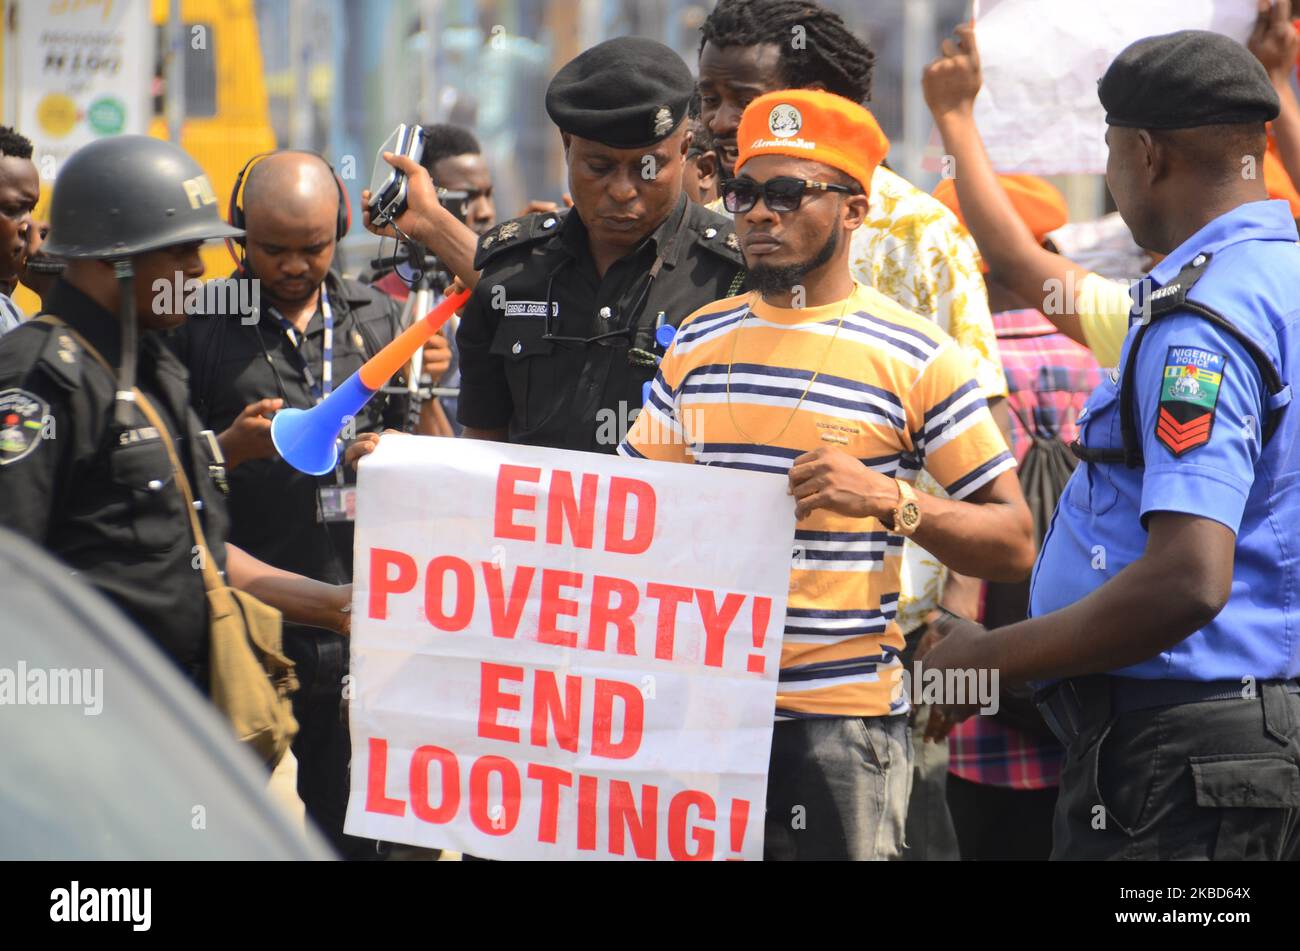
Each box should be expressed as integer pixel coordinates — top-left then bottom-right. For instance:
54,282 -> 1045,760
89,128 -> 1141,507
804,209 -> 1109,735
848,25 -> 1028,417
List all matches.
271,288 -> 470,475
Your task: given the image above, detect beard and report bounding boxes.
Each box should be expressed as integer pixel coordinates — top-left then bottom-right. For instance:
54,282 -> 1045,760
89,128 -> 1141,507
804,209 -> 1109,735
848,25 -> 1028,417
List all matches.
747,225 -> 840,298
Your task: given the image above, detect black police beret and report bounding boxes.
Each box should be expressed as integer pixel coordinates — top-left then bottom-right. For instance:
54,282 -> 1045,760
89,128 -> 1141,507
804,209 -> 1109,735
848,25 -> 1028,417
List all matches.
545,36 -> 695,149
1099,30 -> 1279,130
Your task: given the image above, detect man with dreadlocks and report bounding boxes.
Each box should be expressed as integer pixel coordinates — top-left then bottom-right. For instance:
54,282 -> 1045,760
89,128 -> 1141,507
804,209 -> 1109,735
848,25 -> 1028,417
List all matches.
696,0 -> 1005,860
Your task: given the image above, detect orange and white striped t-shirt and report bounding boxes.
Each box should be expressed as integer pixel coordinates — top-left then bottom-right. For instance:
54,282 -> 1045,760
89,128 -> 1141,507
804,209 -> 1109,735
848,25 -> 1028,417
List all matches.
617,282 -> 1014,719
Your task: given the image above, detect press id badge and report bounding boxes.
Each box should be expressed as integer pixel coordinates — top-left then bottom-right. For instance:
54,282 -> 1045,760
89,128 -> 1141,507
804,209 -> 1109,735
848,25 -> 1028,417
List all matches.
318,485 -> 357,523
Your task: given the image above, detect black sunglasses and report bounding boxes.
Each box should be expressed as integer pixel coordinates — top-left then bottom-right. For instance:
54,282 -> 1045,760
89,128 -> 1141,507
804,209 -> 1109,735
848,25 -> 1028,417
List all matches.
720,176 -> 859,214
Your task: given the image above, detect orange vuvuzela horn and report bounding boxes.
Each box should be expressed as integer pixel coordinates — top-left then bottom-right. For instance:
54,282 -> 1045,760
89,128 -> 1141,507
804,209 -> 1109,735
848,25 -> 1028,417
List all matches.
271,287 -> 471,475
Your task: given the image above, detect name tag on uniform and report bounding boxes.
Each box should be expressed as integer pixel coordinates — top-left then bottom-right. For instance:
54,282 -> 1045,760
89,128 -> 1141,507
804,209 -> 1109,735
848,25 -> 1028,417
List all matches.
504,301 -> 559,318
319,485 -> 357,523
117,426 -> 160,446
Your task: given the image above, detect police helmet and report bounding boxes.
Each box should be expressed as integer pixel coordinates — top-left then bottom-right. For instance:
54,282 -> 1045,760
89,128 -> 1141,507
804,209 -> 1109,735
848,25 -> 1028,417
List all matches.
41,135 -> 244,260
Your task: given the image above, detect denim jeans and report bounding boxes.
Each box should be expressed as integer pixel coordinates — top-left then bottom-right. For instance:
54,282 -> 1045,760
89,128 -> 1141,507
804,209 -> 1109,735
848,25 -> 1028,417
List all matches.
763,714 -> 913,860
901,623 -> 960,861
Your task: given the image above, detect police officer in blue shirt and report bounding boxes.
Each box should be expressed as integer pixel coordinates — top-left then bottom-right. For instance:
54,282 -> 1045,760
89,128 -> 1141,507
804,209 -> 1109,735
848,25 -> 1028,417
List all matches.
920,30 -> 1300,860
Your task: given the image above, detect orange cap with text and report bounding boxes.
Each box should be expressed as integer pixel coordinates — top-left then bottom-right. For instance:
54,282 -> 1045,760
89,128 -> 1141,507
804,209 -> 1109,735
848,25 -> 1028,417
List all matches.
932,174 -> 1069,244
735,89 -> 890,194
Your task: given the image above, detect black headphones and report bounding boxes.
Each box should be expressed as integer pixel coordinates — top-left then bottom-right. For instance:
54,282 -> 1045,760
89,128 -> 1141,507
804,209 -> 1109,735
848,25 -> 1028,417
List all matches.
225,149 -> 352,267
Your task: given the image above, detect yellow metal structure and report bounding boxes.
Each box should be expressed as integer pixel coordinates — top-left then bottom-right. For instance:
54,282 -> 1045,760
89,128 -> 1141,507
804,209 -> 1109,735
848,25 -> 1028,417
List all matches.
147,0 -> 276,280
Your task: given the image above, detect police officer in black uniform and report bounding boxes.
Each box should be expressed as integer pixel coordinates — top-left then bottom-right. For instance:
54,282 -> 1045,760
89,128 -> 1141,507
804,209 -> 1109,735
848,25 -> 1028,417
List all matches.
0,136 -> 351,699
455,37 -> 747,452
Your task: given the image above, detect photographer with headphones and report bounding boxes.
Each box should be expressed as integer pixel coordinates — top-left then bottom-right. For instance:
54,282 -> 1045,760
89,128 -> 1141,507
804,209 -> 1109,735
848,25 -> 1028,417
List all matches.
169,150 -> 450,860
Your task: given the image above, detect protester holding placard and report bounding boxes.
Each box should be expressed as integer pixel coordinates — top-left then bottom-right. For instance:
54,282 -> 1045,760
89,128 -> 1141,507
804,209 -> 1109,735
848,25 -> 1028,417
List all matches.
925,7 -> 1300,375
923,26 -> 1134,368
695,0 -> 1012,860
619,89 -> 1035,860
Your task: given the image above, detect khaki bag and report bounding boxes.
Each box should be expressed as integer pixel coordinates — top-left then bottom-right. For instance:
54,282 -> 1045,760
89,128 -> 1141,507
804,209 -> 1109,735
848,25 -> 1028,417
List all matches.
39,316 -> 299,767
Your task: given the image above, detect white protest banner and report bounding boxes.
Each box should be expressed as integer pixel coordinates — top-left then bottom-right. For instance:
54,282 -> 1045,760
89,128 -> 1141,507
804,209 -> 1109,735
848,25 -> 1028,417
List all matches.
15,0 -> 154,172
344,435 -> 794,860
972,0 -> 1258,174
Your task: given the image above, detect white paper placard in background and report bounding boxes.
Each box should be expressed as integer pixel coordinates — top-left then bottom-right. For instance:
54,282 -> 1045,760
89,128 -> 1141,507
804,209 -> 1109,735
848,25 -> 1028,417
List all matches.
973,0 -> 1257,174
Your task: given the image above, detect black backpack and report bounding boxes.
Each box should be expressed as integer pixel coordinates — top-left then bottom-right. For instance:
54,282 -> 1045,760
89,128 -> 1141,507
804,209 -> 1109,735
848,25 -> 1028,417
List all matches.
983,400 -> 1079,631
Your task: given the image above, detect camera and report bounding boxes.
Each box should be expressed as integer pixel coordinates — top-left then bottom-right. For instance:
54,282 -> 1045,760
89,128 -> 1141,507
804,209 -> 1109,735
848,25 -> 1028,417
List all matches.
365,186 -> 470,293
367,123 -> 429,226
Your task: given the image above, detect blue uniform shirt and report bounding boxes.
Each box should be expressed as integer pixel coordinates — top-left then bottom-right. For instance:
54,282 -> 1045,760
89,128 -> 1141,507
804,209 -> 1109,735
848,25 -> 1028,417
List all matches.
1030,200 -> 1300,681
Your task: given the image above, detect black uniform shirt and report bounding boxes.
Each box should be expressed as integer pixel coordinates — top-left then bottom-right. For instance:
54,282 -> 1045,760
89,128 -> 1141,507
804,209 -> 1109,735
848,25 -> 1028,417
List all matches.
0,280 -> 229,687
168,271 -> 407,584
456,194 -> 746,453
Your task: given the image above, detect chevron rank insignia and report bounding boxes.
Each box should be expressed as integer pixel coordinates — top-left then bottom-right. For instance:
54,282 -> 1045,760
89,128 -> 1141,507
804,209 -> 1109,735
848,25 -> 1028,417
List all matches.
1155,345 -> 1225,456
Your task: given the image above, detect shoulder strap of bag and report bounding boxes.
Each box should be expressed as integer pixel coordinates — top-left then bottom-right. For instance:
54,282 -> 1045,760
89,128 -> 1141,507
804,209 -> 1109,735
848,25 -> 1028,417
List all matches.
1071,254 -> 1290,467
1116,256 -> 1288,466
38,314 -> 227,598
1002,395 -> 1039,443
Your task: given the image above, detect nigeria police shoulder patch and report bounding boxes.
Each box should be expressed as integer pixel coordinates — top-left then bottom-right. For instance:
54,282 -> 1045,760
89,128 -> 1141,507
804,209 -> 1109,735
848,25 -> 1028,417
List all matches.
0,388 -> 49,466
1155,345 -> 1225,456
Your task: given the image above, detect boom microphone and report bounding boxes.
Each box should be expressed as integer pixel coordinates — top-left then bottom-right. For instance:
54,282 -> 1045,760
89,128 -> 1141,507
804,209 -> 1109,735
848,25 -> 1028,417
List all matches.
271,287 -> 471,475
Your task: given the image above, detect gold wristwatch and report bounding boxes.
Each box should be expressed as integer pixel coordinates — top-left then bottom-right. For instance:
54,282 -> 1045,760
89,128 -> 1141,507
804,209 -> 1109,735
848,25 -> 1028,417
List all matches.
892,479 -> 922,536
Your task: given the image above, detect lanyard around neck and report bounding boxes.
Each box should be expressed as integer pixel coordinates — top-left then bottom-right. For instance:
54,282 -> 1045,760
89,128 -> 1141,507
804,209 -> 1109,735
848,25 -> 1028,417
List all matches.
269,286 -> 333,404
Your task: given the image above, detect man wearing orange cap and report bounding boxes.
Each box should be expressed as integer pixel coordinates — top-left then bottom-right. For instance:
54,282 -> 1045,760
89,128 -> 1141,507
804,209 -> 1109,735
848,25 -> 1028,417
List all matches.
932,175 -> 1069,265
618,89 -> 1035,861
696,2 -> 1012,862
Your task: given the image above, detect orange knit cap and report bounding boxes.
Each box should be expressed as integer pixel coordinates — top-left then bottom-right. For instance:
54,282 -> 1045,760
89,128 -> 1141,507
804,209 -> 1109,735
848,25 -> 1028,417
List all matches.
735,89 -> 890,194
932,174 -> 1069,244
1264,145 -> 1300,218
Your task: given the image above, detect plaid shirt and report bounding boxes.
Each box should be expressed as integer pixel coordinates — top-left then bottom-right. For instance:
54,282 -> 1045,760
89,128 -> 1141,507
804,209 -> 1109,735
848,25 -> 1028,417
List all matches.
947,308 -> 1102,789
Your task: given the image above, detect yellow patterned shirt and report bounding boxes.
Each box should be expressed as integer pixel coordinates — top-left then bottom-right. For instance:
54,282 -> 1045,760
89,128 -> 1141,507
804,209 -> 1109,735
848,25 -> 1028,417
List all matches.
848,167 -> 1007,634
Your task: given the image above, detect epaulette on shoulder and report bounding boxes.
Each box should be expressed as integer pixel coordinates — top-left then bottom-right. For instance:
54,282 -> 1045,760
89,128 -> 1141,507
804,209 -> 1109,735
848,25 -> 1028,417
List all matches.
473,211 -> 566,271
687,205 -> 745,266
26,319 -> 82,391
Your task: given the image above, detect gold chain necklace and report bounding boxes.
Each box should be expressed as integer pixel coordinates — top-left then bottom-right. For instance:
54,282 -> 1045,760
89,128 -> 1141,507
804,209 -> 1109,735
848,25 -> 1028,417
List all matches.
726,292 -> 852,446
